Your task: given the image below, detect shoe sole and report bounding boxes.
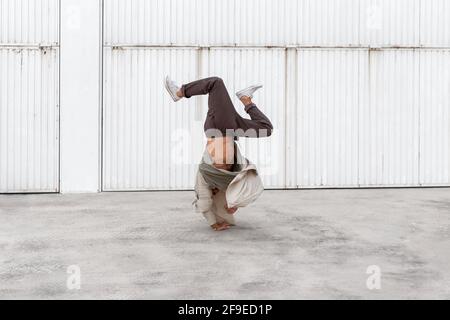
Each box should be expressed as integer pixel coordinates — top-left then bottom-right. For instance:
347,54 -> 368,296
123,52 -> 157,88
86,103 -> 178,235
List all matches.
236,85 -> 263,98
165,78 -> 179,102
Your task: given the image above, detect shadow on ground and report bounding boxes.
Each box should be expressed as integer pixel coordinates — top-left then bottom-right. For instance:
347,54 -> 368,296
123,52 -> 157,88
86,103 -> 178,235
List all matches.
0,188 -> 449,299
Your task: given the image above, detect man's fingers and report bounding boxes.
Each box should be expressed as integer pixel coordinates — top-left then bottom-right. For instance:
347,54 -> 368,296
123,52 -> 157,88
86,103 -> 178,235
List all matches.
218,226 -> 228,231
212,223 -> 230,231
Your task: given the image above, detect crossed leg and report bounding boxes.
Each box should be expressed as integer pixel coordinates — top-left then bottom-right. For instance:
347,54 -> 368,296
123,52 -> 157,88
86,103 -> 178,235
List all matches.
180,77 -> 273,138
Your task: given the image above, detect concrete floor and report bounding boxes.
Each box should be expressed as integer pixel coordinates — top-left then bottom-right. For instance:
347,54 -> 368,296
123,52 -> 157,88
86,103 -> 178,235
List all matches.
0,188 -> 449,300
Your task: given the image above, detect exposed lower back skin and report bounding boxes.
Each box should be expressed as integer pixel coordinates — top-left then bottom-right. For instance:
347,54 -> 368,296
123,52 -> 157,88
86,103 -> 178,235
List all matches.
207,137 -> 235,171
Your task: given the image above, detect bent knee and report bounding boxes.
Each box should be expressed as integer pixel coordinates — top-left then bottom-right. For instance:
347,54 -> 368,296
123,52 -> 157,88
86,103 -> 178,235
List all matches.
260,127 -> 273,137
211,76 -> 224,84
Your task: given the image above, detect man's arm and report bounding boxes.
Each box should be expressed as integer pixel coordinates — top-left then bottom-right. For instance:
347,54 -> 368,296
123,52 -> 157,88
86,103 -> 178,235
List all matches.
193,171 -> 216,226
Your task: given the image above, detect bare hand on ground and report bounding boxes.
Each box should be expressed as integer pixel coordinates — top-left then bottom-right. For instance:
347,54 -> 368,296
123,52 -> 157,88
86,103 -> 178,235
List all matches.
211,222 -> 231,231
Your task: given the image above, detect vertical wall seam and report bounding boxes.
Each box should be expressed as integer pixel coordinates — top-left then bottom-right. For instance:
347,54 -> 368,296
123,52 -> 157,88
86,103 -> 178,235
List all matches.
284,47 -> 288,189
418,48 -> 422,185
294,47 -> 299,188
356,49 -> 361,187
99,0 -> 105,192
57,0 -> 62,192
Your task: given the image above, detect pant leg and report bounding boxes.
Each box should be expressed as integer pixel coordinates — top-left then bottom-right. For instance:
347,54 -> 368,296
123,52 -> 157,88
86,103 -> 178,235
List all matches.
234,103 -> 273,138
182,77 -> 237,119
182,77 -> 239,136
182,76 -> 273,138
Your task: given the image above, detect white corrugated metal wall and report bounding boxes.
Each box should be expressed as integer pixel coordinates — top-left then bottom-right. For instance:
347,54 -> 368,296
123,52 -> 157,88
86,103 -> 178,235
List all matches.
296,49 -> 365,188
0,0 -> 60,193
102,0 -> 450,191
103,48 -> 199,190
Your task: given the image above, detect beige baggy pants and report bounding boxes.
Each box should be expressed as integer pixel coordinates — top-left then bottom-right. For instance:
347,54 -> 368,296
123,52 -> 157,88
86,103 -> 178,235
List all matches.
210,190 -> 236,226
194,171 -> 236,226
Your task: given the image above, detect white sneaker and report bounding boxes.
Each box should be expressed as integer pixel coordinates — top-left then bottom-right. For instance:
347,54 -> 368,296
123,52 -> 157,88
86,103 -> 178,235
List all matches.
165,76 -> 182,102
236,85 -> 263,99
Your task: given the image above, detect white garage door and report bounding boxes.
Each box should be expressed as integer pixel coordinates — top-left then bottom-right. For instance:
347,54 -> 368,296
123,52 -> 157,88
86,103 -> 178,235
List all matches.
102,0 -> 450,191
102,47 -> 200,191
0,0 -> 60,193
